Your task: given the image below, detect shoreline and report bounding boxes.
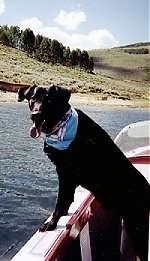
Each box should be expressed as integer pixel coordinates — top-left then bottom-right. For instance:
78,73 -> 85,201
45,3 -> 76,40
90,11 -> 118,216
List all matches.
0,90 -> 149,109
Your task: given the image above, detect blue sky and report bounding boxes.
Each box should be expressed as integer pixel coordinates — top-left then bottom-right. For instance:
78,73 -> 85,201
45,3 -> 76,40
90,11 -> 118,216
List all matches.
0,0 -> 149,50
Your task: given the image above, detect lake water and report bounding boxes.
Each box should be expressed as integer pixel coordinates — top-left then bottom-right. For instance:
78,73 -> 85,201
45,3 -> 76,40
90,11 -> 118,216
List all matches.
0,103 -> 149,260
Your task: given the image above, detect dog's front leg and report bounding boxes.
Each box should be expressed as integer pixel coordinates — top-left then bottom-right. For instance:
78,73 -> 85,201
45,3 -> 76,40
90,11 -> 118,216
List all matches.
40,167 -> 76,231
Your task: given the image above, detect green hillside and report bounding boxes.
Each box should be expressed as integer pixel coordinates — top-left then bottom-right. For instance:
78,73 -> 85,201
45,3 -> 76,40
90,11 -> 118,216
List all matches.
88,43 -> 150,83
0,43 -> 150,101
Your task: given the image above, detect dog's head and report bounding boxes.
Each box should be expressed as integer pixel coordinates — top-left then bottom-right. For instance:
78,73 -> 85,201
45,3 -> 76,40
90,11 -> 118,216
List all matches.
18,84 -> 71,138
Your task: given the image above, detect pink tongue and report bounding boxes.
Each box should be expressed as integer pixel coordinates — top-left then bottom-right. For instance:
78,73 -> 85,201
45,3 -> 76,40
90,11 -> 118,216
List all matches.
29,125 -> 41,138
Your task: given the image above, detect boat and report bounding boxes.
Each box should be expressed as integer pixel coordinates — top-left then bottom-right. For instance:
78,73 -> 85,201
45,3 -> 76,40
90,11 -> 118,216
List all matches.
11,120 -> 150,261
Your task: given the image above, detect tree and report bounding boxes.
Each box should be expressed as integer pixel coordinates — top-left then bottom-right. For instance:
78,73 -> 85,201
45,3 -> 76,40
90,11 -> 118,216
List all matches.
35,34 -> 43,50
9,26 -> 21,48
38,37 -> 51,62
59,43 -> 64,64
34,34 -> 43,59
63,46 -> 71,65
0,28 -> 9,46
80,50 -> 89,71
70,49 -> 78,68
51,39 -> 62,64
20,28 -> 35,54
88,57 -> 94,73
76,48 -> 81,66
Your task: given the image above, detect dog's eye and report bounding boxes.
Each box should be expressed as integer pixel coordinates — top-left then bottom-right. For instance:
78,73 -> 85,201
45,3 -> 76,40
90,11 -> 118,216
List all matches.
31,95 -> 35,101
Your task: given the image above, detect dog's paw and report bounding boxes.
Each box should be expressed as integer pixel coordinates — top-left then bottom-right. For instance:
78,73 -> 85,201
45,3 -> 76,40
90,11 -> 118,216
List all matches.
39,219 -> 57,232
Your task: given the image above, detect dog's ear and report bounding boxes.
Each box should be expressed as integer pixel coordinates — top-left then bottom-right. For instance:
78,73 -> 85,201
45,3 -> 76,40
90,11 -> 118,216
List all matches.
18,85 -> 36,102
47,84 -> 71,103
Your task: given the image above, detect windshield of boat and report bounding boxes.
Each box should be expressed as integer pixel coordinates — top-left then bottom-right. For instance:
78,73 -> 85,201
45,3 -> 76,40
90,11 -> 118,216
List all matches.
114,120 -> 150,156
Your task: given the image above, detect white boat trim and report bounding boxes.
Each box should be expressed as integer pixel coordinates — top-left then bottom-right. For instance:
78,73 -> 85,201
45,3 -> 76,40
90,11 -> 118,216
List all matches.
11,187 -> 98,261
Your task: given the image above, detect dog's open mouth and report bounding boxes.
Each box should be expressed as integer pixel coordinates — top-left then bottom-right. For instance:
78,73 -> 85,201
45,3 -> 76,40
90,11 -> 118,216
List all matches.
30,111 -> 44,138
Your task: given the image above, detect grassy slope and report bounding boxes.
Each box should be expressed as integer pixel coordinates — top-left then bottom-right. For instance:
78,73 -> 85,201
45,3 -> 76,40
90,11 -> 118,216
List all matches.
88,44 -> 150,81
0,43 -> 150,101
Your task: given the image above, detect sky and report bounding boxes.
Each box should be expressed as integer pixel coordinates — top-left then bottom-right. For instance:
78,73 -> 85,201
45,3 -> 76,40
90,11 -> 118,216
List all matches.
0,0 -> 149,50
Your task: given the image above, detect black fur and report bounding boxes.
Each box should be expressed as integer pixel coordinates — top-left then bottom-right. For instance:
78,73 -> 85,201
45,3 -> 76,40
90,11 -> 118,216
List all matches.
18,85 -> 150,261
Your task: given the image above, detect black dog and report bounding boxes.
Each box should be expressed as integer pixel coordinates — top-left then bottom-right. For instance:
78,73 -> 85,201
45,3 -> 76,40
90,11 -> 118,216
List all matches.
18,85 -> 149,261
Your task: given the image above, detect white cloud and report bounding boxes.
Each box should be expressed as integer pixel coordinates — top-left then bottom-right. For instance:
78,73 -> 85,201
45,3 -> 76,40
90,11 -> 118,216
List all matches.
19,17 -> 43,33
54,10 -> 86,31
69,30 -> 119,50
19,16 -> 119,50
0,0 -> 5,15
89,29 -> 119,49
19,17 -> 70,43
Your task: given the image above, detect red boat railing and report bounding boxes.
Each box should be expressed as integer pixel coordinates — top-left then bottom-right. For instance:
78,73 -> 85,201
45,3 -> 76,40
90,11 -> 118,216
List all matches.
45,194 -> 100,261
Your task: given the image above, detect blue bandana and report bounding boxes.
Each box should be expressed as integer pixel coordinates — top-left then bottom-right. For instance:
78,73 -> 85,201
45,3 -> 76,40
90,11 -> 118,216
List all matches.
45,107 -> 78,150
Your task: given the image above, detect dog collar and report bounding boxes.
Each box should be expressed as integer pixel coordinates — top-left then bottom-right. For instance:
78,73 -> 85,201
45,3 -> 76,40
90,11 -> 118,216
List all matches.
45,107 -> 78,150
